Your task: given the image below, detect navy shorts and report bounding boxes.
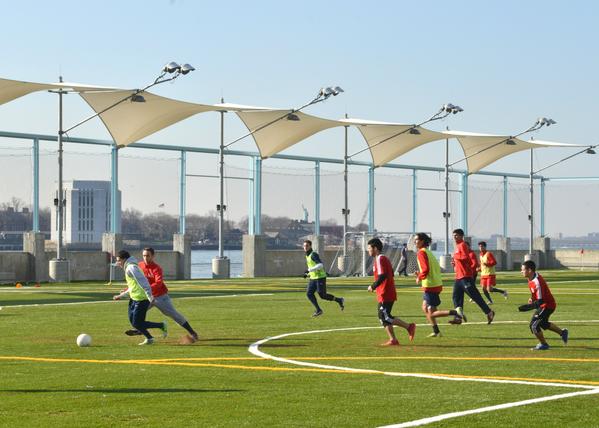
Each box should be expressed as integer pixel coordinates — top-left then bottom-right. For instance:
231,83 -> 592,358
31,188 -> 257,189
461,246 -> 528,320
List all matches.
378,301 -> 395,326
530,307 -> 555,334
423,291 -> 441,308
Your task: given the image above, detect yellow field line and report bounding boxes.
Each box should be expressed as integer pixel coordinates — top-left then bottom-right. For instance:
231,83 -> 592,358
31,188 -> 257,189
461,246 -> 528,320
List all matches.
2,355 -> 599,386
150,356 -> 599,363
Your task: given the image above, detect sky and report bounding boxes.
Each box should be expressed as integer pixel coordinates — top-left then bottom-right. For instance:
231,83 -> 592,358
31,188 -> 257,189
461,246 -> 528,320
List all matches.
1,0 -> 598,239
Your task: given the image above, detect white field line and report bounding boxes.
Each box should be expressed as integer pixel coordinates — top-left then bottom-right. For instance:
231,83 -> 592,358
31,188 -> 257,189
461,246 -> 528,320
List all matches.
2,293 -> 274,308
248,325 -> 599,426
379,388 -> 599,427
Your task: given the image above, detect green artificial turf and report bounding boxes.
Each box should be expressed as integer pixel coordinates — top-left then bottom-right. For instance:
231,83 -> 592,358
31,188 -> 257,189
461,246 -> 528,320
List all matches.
0,270 -> 598,427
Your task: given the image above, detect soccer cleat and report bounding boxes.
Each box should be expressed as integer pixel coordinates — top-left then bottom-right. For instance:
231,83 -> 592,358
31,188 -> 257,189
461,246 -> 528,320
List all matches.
532,343 -> 550,351
456,307 -> 467,323
468,298 -> 473,303
161,321 -> 168,338
448,317 -> 462,325
561,329 -> 569,345
503,290 -> 509,300
487,310 -> 495,325
191,332 -> 199,342
407,323 -> 416,342
125,329 -> 143,336
138,338 -> 154,346
312,310 -> 323,317
381,339 -> 400,346
427,332 -> 442,338
338,297 -> 345,311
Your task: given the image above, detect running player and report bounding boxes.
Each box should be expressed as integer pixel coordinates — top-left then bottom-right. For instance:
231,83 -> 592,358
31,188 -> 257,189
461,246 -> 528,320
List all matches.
367,237 -> 416,346
519,260 -> 568,350
414,233 -> 462,337
450,229 -> 495,324
478,241 -> 508,305
303,240 -> 344,317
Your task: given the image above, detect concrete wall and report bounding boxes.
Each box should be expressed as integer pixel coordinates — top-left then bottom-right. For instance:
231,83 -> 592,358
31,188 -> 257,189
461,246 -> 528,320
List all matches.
0,252 -> 32,283
67,251 -> 111,281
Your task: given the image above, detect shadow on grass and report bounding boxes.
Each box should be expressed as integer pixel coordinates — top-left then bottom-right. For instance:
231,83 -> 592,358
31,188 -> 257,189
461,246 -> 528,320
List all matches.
2,388 -> 244,394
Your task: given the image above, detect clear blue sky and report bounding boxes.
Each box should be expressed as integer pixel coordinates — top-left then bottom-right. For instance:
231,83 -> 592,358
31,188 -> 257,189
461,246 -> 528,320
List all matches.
1,0 -> 598,237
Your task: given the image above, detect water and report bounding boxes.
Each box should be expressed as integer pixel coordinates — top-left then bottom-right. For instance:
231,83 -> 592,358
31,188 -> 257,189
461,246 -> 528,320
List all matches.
191,250 -> 243,278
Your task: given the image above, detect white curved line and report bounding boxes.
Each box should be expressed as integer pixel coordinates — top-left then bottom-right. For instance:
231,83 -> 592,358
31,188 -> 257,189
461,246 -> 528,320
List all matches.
248,325 -> 599,390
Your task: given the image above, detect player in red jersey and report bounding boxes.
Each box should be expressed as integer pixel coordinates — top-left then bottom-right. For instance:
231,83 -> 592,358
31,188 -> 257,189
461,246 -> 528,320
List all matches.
125,247 -> 199,343
519,260 -> 568,350
367,238 -> 415,346
450,229 -> 494,324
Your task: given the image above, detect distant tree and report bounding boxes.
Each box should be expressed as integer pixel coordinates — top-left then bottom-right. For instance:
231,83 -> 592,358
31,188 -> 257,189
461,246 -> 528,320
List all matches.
121,208 -> 144,237
141,212 -> 178,241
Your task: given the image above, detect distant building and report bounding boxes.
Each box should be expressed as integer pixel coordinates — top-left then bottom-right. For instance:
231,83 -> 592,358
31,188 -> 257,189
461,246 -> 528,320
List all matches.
50,180 -> 121,244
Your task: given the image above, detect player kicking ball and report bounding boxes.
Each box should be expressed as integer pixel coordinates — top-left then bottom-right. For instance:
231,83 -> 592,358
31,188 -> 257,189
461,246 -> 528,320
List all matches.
519,260 -> 569,351
367,238 -> 415,346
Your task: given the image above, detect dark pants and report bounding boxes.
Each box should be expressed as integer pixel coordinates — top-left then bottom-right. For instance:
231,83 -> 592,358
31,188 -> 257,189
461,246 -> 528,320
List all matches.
128,299 -> 163,339
452,277 -> 492,314
306,278 -> 336,311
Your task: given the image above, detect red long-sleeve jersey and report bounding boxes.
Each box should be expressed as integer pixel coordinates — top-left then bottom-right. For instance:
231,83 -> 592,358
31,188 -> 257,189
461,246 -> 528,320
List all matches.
138,261 -> 169,297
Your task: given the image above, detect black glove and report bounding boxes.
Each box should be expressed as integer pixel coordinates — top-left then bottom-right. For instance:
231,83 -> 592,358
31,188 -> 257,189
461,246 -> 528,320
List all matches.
518,303 -> 536,312
303,270 -> 309,279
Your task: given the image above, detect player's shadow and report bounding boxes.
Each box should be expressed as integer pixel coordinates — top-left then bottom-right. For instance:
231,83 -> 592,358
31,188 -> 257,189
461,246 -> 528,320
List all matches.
2,388 -> 244,394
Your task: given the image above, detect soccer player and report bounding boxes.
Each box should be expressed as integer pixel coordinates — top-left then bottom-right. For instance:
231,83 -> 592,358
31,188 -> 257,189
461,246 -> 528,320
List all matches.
303,240 -> 344,317
397,243 -> 408,276
112,250 -> 167,345
367,237 -> 416,346
519,260 -> 568,350
134,247 -> 199,343
478,241 -> 508,305
414,233 -> 461,337
450,229 -> 495,325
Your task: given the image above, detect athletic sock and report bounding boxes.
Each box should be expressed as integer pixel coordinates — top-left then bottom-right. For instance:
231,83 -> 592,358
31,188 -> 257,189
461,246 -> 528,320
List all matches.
449,309 -> 458,316
483,289 -> 493,303
181,322 -> 195,335
492,288 -> 505,294
433,325 -> 440,334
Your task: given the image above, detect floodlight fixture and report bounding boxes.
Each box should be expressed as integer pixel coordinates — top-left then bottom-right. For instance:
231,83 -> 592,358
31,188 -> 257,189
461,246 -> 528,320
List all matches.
409,127 -> 421,135
180,63 -> 195,75
286,113 -> 300,121
130,94 -> 146,103
586,147 -> 596,155
505,139 -> 516,145
163,62 -> 181,74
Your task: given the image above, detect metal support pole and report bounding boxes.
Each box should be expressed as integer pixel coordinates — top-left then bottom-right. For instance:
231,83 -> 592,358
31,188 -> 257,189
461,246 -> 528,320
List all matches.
314,160 -> 320,235
529,148 -> 534,254
248,157 -> 255,235
343,122 -> 349,257
255,157 -> 262,235
412,169 -> 417,233
110,143 -> 119,233
218,108 -> 225,258
540,178 -> 545,237
503,176 -> 508,237
32,138 -> 40,232
179,151 -> 186,234
461,172 -> 468,235
368,166 -> 375,233
444,138 -> 450,255
57,84 -> 64,259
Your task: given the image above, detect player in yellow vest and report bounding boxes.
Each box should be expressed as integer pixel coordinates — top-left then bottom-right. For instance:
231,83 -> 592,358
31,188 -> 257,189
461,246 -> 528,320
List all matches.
414,233 -> 462,337
113,250 -> 167,345
478,241 -> 508,305
303,240 -> 344,317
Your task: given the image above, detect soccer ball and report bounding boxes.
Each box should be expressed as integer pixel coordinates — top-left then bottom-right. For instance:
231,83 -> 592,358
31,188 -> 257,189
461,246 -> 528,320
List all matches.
76,333 -> 92,347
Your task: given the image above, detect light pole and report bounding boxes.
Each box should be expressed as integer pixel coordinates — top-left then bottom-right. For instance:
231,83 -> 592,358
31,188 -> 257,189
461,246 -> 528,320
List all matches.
442,117 -> 555,270
212,86 -> 344,279
526,142 -> 596,263
48,62 -> 195,282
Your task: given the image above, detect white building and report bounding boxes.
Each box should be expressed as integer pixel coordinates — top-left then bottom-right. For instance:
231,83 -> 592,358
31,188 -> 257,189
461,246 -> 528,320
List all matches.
51,180 -> 121,244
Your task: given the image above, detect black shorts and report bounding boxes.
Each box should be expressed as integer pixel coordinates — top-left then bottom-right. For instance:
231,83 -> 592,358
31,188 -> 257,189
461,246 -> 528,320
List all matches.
378,301 -> 395,326
530,307 -> 555,334
423,291 -> 441,309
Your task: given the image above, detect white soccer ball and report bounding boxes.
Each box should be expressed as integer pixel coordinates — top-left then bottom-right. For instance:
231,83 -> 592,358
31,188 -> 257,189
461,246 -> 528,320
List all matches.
76,333 -> 92,347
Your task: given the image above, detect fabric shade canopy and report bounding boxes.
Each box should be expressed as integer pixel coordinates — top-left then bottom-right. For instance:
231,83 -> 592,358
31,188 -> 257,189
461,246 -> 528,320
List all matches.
443,130 -> 577,174
80,90 -> 221,147
0,77 -> 115,106
232,109 -> 342,158
339,118 -> 447,167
